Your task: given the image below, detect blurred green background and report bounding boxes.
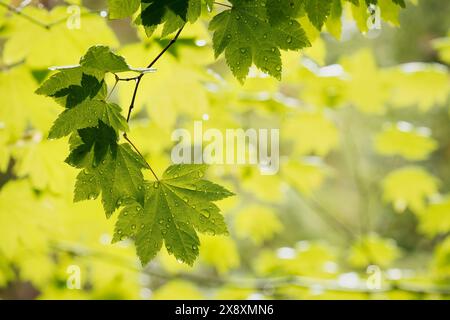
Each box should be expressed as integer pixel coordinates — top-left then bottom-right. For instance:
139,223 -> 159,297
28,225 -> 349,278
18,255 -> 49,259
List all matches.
0,0 -> 449,299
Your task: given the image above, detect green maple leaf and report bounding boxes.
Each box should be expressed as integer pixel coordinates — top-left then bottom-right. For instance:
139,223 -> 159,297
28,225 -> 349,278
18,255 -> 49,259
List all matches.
37,46 -> 132,139
80,45 -> 132,74
48,100 -> 128,139
304,0 -> 332,30
108,0 -> 141,19
36,68 -> 106,108
209,0 -> 310,82
73,141 -> 148,217
113,164 -> 234,265
266,0 -> 304,24
139,0 -> 201,36
66,122 -> 118,168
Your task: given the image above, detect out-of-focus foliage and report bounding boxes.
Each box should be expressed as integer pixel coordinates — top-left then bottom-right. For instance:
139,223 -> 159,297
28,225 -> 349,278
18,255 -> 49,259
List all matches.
0,0 -> 449,300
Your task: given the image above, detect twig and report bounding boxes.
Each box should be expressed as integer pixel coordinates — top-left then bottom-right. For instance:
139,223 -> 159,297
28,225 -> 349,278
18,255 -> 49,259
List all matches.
125,26 -> 185,122
0,59 -> 25,71
115,75 -> 141,82
121,26 -> 185,181
54,242 -> 450,296
0,1 -> 103,30
0,1 -> 50,29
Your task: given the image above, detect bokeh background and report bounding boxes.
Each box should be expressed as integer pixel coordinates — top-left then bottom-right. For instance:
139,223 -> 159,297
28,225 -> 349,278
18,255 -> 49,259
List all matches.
0,0 -> 449,299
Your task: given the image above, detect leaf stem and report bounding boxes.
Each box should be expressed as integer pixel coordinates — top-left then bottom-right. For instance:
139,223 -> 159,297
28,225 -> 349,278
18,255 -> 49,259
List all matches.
123,133 -> 159,182
213,2 -> 233,9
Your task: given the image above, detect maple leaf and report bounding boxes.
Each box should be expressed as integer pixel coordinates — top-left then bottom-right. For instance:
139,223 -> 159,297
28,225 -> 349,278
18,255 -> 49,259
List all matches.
73,141 -> 149,217
48,100 -> 128,139
113,164 -> 233,265
209,0 -> 310,82
108,0 -> 141,19
304,0 -> 332,30
35,68 -> 106,108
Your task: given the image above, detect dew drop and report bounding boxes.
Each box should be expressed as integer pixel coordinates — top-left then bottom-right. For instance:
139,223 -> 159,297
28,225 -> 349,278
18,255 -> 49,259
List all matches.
200,209 -> 211,218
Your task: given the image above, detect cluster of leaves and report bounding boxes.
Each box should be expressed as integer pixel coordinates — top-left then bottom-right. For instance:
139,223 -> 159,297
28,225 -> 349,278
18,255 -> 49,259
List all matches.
34,0 -> 413,268
36,46 -> 233,265
1,0 -> 449,300
107,0 -> 408,81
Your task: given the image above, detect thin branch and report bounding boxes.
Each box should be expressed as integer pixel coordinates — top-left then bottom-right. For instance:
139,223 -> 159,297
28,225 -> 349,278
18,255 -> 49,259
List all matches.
115,75 -> 141,82
121,26 -> 185,181
301,196 -> 357,241
0,59 -> 25,71
0,1 -> 103,30
0,1 -> 50,29
125,26 -> 185,122
54,242 -> 450,296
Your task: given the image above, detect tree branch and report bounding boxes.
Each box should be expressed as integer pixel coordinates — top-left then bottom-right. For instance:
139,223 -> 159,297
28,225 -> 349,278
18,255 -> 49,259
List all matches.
54,242 -> 450,296
121,26 -> 185,181
0,1 -> 103,30
0,1 -> 50,29
125,26 -> 185,122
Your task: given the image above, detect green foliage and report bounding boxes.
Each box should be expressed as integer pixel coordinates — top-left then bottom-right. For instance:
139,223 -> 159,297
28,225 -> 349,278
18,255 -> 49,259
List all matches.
108,0 -> 141,19
36,45 -> 233,265
105,0 -> 408,82
209,0 -> 310,81
113,165 -> 233,265
1,0 -> 449,301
